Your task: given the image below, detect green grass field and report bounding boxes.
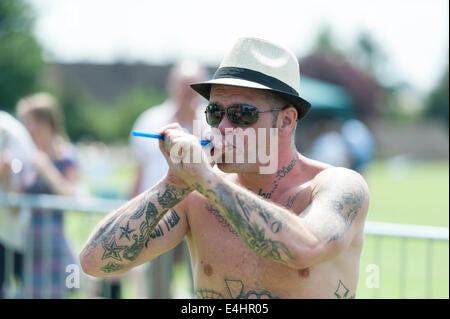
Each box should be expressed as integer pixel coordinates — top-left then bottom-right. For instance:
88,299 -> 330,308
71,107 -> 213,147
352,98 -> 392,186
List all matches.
66,159 -> 449,299
357,160 -> 449,298
364,160 -> 449,227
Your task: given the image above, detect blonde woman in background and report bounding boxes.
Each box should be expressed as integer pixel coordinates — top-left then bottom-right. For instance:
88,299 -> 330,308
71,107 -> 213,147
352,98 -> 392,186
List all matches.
17,93 -> 78,298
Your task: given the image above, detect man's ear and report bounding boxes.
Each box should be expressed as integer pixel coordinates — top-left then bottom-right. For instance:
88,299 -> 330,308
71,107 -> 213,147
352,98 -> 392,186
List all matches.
278,106 -> 297,135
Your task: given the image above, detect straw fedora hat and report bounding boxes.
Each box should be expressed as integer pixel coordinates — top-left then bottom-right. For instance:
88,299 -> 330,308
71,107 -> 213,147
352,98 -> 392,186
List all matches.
190,37 -> 311,120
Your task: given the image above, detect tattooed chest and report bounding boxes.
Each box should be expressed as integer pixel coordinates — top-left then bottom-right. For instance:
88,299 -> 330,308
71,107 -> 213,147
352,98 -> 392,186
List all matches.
193,233 -> 290,285
195,259 -> 292,294
193,256 -> 319,299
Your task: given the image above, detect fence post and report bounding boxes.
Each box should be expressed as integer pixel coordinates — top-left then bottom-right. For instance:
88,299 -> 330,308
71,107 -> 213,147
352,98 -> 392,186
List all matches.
149,250 -> 174,298
399,238 -> 408,298
373,236 -> 382,299
42,210 -> 52,299
23,216 -> 33,298
425,239 -> 433,298
183,239 -> 194,298
3,244 -> 13,297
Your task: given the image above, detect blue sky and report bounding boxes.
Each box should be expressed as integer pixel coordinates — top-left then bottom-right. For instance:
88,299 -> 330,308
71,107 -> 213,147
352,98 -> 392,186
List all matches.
28,0 -> 449,93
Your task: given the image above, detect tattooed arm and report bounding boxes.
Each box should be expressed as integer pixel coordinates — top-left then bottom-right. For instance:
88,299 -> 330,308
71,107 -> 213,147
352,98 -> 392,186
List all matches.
79,176 -> 192,277
296,167 -> 370,266
193,167 -> 369,269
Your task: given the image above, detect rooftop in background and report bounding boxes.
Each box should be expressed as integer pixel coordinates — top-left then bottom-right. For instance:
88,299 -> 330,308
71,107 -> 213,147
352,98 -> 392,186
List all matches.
46,62 -> 355,119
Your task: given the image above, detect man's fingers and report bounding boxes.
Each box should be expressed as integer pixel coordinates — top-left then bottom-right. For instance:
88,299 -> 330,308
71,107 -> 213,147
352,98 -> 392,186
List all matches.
155,122 -> 181,134
168,137 -> 195,163
163,129 -> 189,154
155,122 -> 187,135
158,126 -> 209,167
157,124 -> 186,155
203,142 -> 217,167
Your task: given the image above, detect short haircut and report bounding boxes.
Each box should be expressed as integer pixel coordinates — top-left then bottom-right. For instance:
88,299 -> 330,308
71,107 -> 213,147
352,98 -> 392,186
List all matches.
260,90 -> 298,133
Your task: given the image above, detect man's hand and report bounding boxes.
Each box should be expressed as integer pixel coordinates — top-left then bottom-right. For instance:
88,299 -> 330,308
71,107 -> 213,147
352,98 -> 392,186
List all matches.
157,123 -> 214,187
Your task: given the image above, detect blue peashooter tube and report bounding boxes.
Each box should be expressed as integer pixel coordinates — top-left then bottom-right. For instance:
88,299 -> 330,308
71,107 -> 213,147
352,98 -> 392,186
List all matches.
131,131 -> 210,146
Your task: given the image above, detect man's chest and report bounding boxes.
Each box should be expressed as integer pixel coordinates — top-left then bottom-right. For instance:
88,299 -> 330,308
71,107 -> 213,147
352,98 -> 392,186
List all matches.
186,205 -> 296,296
185,187 -> 313,280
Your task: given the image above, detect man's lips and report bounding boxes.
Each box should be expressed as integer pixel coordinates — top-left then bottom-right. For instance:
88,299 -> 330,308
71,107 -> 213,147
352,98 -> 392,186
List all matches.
206,132 -> 244,159
210,136 -> 236,148
209,140 -> 236,158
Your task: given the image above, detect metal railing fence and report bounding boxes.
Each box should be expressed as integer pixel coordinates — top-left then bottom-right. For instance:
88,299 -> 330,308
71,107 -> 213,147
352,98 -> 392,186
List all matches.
0,192 -> 448,298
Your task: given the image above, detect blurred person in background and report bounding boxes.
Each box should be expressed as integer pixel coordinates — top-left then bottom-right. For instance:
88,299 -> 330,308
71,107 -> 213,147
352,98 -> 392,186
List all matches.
308,118 -> 375,174
0,111 -> 36,298
128,60 -> 207,298
17,93 -> 79,298
131,60 -> 208,196
340,119 -> 375,174
309,119 -> 351,168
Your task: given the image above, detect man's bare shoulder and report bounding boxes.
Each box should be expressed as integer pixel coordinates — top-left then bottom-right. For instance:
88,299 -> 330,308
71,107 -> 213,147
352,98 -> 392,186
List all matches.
313,166 -> 368,190
310,166 -> 370,217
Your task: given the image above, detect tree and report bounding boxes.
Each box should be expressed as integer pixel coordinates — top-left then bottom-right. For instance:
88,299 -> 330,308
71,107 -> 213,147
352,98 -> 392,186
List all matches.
0,0 -> 43,112
300,27 -> 382,119
300,53 -> 382,119
355,31 -> 386,78
427,66 -> 449,124
315,27 -> 342,57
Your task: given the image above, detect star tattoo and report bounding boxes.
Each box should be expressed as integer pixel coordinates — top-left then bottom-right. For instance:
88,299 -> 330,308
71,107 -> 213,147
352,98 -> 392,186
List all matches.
119,221 -> 135,240
102,237 -> 126,261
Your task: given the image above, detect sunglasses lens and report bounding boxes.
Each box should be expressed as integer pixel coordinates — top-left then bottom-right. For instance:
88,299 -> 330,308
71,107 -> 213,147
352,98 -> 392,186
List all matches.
205,105 -> 223,126
228,105 -> 258,125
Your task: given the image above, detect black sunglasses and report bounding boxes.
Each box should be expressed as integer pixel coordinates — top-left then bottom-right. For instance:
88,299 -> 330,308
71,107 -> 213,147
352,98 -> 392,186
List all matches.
205,104 -> 285,127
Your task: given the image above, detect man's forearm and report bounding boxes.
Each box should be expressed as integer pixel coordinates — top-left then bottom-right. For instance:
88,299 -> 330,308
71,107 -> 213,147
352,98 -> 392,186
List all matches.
192,171 -> 307,267
80,176 -> 191,276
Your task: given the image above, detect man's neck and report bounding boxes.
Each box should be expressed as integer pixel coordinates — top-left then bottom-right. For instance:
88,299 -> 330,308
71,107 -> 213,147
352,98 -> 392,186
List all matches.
236,148 -> 302,200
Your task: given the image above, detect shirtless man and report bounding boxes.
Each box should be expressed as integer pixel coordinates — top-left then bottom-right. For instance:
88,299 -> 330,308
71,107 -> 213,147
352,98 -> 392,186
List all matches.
80,37 -> 369,299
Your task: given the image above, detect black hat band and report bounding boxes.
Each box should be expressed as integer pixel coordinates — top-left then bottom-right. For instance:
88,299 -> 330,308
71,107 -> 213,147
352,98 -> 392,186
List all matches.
213,67 -> 299,97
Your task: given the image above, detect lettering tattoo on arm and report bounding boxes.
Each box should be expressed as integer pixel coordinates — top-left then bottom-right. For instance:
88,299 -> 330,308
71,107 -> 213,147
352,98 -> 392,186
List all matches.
149,209 -> 181,240
121,206 -> 182,262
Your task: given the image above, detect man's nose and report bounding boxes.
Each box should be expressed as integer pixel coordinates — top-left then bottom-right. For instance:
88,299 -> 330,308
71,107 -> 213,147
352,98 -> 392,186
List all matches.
217,114 -> 236,135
